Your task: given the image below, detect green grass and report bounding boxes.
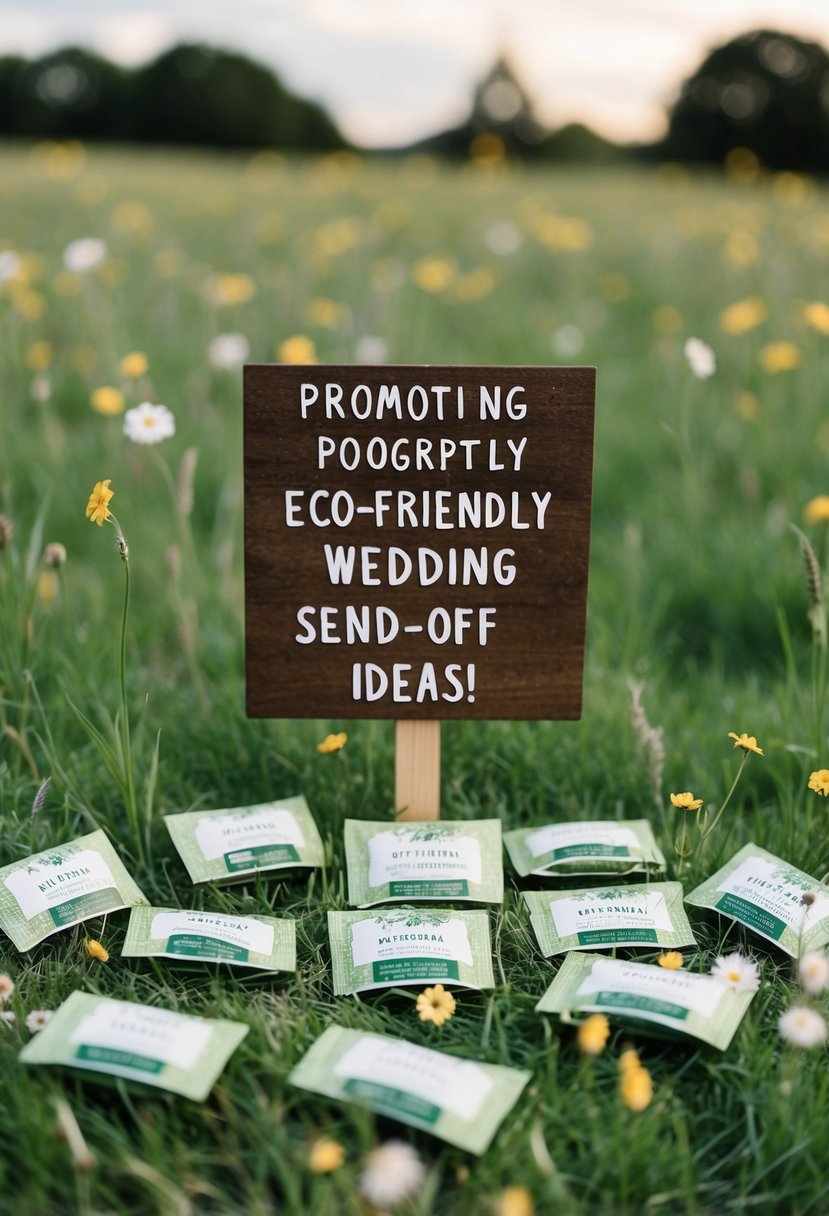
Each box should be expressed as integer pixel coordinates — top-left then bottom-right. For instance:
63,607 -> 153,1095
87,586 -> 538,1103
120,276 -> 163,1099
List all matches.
1,143 -> 829,1215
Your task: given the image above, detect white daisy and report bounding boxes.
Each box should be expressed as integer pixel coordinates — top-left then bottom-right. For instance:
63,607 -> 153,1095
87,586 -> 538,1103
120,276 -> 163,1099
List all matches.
710,952 -> 760,992
552,324 -> 585,357
208,332 -> 250,369
484,219 -> 522,256
799,950 -> 829,996
63,237 -> 107,273
124,402 -> 176,446
684,336 -> 716,379
779,1005 -> 828,1048
26,1009 -> 53,1034
0,249 -> 22,283
0,973 -> 15,1002
0,1010 -> 15,1027
354,335 -> 388,365
358,1140 -> 425,1208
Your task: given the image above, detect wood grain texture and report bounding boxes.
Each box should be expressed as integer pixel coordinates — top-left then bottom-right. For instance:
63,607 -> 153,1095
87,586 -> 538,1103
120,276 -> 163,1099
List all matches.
244,364 -> 595,720
395,720 -> 441,820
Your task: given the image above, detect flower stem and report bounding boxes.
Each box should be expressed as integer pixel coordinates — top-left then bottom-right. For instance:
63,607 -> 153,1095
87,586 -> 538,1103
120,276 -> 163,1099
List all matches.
115,525 -> 139,856
700,752 -> 749,844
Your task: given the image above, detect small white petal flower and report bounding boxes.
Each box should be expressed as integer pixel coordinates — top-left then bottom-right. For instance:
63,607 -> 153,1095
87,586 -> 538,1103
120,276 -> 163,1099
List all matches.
552,324 -> 584,357
208,332 -> 250,369
25,1009 -> 53,1034
799,950 -> 829,996
684,336 -> 716,379
710,952 -> 760,992
124,402 -> 176,445
779,1005 -> 828,1048
0,974 -> 15,1002
0,1010 -> 16,1027
358,1140 -> 425,1208
63,237 -> 107,273
0,249 -> 22,283
31,375 -> 52,403
354,335 -> 388,364
484,219 -> 522,256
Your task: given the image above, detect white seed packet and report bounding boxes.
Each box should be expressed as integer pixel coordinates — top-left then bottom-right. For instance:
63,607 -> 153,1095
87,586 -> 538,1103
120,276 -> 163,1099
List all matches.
0,829 -> 147,952
504,819 -> 666,878
288,1025 -> 530,1154
122,905 -> 296,972
685,842 -> 829,958
345,819 -> 503,907
536,952 -> 755,1050
163,796 -> 324,884
328,907 -> 494,994
524,881 -> 697,956
19,991 -> 249,1100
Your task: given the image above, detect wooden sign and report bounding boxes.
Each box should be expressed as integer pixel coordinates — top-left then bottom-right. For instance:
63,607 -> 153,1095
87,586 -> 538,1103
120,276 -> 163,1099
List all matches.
244,364 -> 595,722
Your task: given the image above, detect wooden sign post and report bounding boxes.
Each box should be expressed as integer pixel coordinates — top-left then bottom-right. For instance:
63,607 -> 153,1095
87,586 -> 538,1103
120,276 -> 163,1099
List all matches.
244,365 -> 595,820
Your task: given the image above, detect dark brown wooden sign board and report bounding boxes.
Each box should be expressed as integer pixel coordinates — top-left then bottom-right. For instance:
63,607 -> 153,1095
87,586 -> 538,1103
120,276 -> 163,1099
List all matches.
244,364 -> 596,725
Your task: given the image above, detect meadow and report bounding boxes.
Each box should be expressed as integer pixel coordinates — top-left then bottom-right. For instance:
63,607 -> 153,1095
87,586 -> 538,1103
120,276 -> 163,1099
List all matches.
1,140 -> 829,1215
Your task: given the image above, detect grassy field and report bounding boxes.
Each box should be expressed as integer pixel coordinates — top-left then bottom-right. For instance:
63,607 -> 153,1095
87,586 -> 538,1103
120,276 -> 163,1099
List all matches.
1,141 -> 829,1216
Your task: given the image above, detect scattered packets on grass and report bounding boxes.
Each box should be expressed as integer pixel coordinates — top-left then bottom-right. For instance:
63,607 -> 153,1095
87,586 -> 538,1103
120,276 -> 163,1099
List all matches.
503,819 -> 666,879
345,819 -> 503,908
0,829 -> 147,952
122,905 -> 296,972
19,991 -> 249,1101
524,881 -> 696,957
163,796 -> 323,884
288,1025 -> 530,1155
328,907 -> 494,995
536,952 -> 756,1050
685,842 -> 829,959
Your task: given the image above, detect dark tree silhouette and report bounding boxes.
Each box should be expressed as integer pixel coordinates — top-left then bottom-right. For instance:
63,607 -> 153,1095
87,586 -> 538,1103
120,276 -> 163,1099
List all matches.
0,48 -> 132,139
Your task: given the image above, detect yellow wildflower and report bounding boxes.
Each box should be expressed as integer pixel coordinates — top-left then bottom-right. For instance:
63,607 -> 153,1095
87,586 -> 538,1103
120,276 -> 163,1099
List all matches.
719,296 -> 768,335
759,341 -> 799,373
26,340 -> 53,370
119,351 -> 148,378
85,480 -> 114,526
803,302 -> 829,335
621,1064 -> 653,1112
412,256 -> 456,293
670,792 -> 703,811
652,304 -> 681,334
808,769 -> 829,797
496,1186 -> 534,1216
415,983 -> 456,1026
85,939 -> 109,963
36,571 -> 59,604
618,1046 -> 640,1075
308,1138 -> 345,1174
207,273 -> 256,305
306,297 -> 345,328
804,496 -> 829,524
90,386 -> 125,416
278,334 -> 317,364
317,731 -> 347,754
657,951 -> 684,970
728,732 -> 764,756
577,1012 -> 610,1055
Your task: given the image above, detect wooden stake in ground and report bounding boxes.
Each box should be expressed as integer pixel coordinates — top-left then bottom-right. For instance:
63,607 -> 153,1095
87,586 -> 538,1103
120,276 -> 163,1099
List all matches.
395,720 -> 440,820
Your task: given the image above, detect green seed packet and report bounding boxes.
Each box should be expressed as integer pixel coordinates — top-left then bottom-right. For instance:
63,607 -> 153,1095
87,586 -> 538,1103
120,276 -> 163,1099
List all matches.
328,907 -> 494,994
504,819 -> 666,878
289,1025 -> 530,1155
0,829 -> 147,952
19,990 -> 249,1100
524,882 -> 697,957
122,905 -> 296,972
345,819 -> 503,908
536,952 -> 755,1050
684,842 -> 829,959
163,796 -> 324,884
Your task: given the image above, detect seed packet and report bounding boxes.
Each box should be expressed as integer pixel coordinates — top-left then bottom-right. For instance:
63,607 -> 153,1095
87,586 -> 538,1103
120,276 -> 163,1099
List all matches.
524,882 -> 696,957
163,796 -> 324,884
504,819 -> 666,879
0,829 -> 147,952
684,842 -> 829,958
536,952 -> 755,1050
344,819 -> 503,908
19,991 -> 249,1100
122,905 -> 296,972
328,907 -> 494,994
288,1025 -> 530,1155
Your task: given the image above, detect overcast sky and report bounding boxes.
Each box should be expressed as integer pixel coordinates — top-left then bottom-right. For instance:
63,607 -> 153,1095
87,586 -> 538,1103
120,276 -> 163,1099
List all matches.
4,1 -> 829,146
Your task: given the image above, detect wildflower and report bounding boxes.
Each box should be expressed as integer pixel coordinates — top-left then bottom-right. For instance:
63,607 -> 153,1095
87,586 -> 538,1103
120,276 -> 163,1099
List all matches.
0,514 -> 12,548
278,334 -> 317,364
728,732 -> 764,755
0,1010 -> 15,1027
206,272 -> 256,305
778,1005 -> 828,1048
0,249 -> 22,282
803,301 -> 829,335
354,335 -> 388,364
670,791 -> 703,811
26,1009 -> 53,1034
759,341 -> 800,374
42,542 -> 67,568
308,1138 -> 345,1174
620,1064 -> 653,1111
618,1046 -> 641,1074
484,219 -> 523,256
317,731 -> 347,754
684,337 -> 716,379
85,480 -> 114,526
123,402 -> 175,445
415,983 -> 456,1026
358,1140 -> 425,1208
552,324 -> 585,357
799,950 -> 829,995
32,375 -> 51,404
577,1012 -> 610,1055
0,974 -> 15,1001
719,296 -> 768,335
412,255 -> 456,292
37,571 -> 59,604
807,769 -> 829,798
63,237 -> 107,273
497,1186 -> 534,1216
710,952 -> 760,991
657,951 -> 684,970
26,340 -> 53,370
85,939 -> 109,963
119,351 -> 148,378
90,386 -> 125,416
208,332 -> 250,369
805,496 -> 829,525
652,304 -> 682,334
